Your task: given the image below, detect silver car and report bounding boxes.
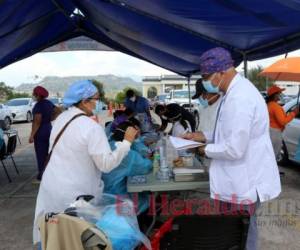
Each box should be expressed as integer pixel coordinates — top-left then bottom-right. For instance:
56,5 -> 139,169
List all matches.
0,103 -> 13,130
5,98 -> 35,122
280,98 -> 300,164
48,97 -> 62,107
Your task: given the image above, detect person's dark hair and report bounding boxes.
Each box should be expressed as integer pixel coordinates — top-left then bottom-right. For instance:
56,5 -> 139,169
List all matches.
112,121 -> 134,142
126,89 -> 135,98
113,110 -> 124,119
105,121 -> 112,128
74,101 -> 81,108
266,93 -> 278,103
155,104 -> 165,115
124,107 -> 134,117
129,117 -> 141,129
165,104 -> 189,130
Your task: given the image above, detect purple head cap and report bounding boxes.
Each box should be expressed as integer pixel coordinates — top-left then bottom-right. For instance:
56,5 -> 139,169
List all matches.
111,114 -> 128,132
199,47 -> 234,75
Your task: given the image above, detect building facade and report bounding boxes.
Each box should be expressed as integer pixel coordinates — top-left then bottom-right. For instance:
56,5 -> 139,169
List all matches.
142,74 -> 201,98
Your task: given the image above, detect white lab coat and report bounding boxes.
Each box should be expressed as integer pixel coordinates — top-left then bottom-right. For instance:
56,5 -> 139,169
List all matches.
198,97 -> 222,132
204,74 -> 281,204
33,107 -> 131,243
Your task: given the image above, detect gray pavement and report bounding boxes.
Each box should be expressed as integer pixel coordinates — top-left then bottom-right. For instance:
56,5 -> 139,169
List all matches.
0,123 -> 38,250
1,121 -> 300,249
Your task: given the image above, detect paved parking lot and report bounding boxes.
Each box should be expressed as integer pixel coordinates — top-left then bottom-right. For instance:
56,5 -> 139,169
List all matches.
1,119 -> 300,250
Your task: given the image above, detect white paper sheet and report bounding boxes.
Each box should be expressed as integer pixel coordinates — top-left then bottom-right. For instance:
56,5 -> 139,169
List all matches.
169,136 -> 205,150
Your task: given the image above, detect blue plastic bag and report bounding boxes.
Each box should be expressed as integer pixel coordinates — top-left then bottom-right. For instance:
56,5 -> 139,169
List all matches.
96,206 -> 149,250
72,194 -> 151,250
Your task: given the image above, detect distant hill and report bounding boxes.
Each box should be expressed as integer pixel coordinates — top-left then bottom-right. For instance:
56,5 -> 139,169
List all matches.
15,74 -> 142,98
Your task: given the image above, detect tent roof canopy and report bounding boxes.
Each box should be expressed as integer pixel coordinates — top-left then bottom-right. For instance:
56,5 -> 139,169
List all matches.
2,0 -> 300,76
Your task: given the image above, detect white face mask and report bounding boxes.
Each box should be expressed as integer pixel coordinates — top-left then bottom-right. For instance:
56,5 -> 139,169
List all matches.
130,96 -> 136,102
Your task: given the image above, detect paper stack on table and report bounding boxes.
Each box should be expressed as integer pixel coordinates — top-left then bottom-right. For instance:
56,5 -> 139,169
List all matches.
173,167 -> 207,182
173,168 -> 204,175
169,136 -> 205,150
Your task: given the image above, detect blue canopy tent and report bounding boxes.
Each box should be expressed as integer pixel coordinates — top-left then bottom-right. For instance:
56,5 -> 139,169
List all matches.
1,0 -> 300,77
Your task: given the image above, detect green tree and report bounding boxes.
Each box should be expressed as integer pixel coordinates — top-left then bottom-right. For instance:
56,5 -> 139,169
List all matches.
0,82 -> 30,101
7,92 -> 30,99
91,79 -> 106,102
247,65 -> 274,91
0,82 -> 13,101
114,87 -> 142,104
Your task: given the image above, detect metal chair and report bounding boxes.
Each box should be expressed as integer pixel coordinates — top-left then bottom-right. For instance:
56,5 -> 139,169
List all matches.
0,142 -> 11,182
4,129 -> 21,145
0,133 -> 19,182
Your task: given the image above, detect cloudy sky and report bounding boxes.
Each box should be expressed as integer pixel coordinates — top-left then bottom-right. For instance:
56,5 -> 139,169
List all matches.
1,49 -> 300,87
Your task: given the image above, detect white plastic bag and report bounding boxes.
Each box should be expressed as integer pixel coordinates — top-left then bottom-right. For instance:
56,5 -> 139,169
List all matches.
70,194 -> 151,250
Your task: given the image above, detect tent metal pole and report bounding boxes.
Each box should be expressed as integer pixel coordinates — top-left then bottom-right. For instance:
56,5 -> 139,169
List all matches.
297,85 -> 300,107
243,53 -> 248,78
187,76 -> 192,112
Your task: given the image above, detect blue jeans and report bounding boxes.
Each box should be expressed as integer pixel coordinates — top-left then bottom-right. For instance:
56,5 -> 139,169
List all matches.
37,242 -> 42,250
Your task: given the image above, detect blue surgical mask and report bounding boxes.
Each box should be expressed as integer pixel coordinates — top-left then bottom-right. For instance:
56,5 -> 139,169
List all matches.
202,73 -> 223,93
92,101 -> 103,115
198,96 -> 209,108
202,80 -> 219,93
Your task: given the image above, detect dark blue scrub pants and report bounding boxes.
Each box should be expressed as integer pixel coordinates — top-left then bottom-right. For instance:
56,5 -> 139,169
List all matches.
34,126 -> 51,180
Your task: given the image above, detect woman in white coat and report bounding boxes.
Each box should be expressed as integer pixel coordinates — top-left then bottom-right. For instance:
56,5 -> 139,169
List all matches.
33,80 -> 137,243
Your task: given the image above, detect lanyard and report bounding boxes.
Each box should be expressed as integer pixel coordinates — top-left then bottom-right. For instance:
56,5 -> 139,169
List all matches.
211,74 -> 239,143
212,97 -> 225,143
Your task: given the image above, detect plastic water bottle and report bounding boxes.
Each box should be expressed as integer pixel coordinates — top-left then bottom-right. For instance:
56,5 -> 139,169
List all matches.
159,134 -> 168,169
153,148 -> 160,176
158,134 -> 170,182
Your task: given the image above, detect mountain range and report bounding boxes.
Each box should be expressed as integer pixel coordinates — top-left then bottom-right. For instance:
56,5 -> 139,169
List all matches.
15,74 -> 142,98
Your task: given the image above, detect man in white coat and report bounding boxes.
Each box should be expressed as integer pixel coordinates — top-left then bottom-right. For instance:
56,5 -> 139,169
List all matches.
184,47 -> 281,250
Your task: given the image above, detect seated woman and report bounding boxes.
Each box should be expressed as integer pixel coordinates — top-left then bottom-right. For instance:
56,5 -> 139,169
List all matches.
102,121 -> 152,214
166,105 -> 192,137
110,108 -> 135,133
128,117 -> 152,158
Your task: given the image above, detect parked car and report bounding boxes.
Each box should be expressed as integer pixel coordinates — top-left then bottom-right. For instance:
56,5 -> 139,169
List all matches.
279,98 -> 300,164
154,94 -> 168,105
5,98 -> 35,122
260,91 -> 293,106
149,94 -> 168,109
260,91 -> 268,101
48,97 -> 62,107
0,103 -> 13,130
280,94 -> 296,106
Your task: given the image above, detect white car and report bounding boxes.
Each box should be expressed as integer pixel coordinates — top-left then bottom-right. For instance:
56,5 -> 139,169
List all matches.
48,97 -> 62,107
5,98 -> 35,122
0,104 -> 13,130
279,98 -> 300,165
